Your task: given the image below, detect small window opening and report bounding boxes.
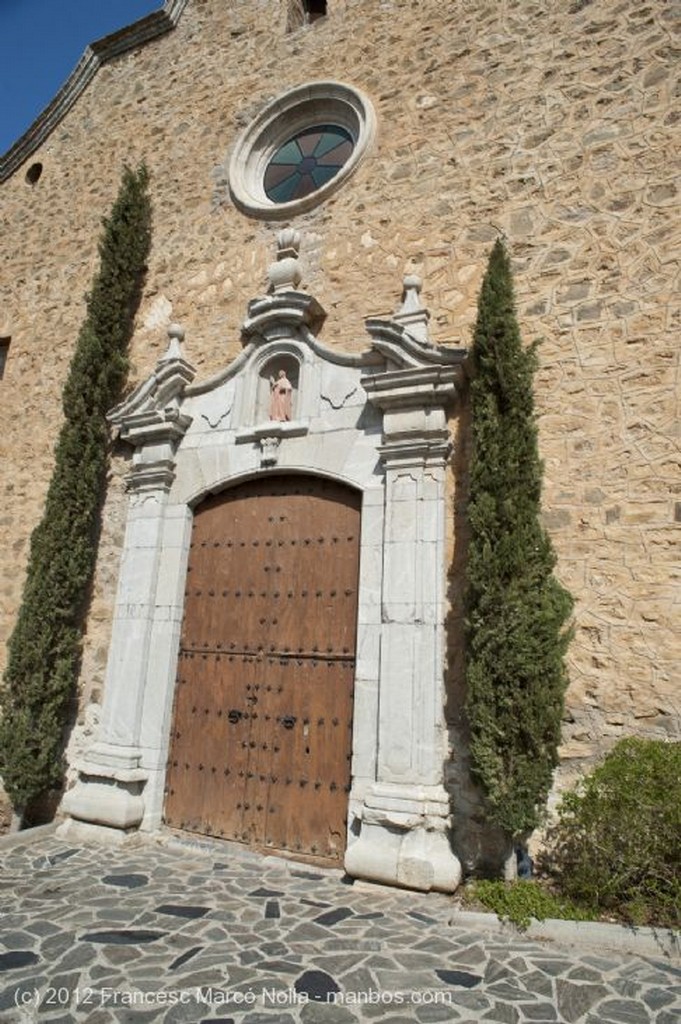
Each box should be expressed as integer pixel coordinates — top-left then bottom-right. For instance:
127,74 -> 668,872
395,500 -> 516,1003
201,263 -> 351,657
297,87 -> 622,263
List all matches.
304,0 -> 327,21
287,0 -> 327,31
25,162 -> 43,185
0,338 -> 10,380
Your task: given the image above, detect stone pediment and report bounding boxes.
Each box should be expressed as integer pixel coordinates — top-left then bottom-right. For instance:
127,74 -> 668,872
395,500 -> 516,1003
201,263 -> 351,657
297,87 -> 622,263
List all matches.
110,232 -> 467,464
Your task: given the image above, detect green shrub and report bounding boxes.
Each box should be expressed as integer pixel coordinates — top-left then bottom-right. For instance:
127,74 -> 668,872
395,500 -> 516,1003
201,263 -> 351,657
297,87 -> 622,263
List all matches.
471,879 -> 594,931
545,737 -> 681,929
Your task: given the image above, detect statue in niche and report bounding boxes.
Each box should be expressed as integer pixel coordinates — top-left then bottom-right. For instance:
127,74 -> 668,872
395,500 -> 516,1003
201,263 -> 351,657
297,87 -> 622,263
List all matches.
269,369 -> 293,421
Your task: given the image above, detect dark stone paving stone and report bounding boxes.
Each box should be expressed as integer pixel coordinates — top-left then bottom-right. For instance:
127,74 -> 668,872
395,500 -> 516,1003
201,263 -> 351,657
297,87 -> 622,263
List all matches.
415,1003 -> 461,1022
204,926 -> 231,942
482,1003 -> 519,1023
102,945 -> 145,966
90,964 -> 119,981
261,941 -> 290,956
300,1004 -> 357,1023
597,997 -> 653,1023
265,900 -> 281,919
102,873 -> 149,889
0,950 -> 39,971
257,959 -> 303,974
239,950 -> 262,966
41,931 -> 78,961
643,986 -> 675,1010
315,908 -> 354,927
0,930 -> 37,951
519,1001 -> 558,1020
322,938 -> 382,952
295,968 -> 340,1002
611,977 -> 642,999
407,911 -> 438,925
533,959 -> 570,977
434,968 -> 481,988
555,979 -> 609,1022
79,929 -> 167,945
96,1009 -> 160,1023
566,965 -> 603,982
0,984 -> 31,1012
168,945 -> 204,971
245,1014 -> 297,1024
658,1011 -> 681,1024
199,1019 -> 236,1024
486,981 -> 535,1001
447,942 -> 488,967
648,960 -> 681,979
248,888 -> 284,898
33,848 -> 80,869
581,955 -> 622,971
155,903 -> 210,919
485,962 -> 514,984
356,912 -> 384,920
291,870 -> 324,880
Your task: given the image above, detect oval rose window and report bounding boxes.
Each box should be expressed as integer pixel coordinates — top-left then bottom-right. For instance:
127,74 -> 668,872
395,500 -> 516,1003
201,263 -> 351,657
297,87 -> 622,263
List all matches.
228,82 -> 376,219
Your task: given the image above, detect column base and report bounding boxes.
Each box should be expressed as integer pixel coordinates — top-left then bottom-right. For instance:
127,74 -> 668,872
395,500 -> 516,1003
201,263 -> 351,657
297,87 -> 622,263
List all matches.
55,818 -> 142,847
344,783 -> 461,893
61,745 -> 147,832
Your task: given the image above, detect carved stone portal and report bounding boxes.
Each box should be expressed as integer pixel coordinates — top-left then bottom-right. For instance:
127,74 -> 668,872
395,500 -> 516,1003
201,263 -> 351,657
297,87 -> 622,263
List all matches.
61,237 -> 467,895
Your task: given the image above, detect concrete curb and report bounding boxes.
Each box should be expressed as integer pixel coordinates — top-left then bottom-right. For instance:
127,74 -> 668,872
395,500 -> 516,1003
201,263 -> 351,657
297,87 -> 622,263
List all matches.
449,910 -> 681,961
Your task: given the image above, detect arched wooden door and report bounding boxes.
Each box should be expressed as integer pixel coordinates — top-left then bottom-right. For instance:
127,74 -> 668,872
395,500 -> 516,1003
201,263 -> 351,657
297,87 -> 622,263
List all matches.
164,475 -> 360,863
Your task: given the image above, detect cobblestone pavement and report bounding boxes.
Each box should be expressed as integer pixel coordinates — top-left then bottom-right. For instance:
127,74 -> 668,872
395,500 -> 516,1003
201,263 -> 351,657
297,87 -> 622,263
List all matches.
0,832 -> 679,1023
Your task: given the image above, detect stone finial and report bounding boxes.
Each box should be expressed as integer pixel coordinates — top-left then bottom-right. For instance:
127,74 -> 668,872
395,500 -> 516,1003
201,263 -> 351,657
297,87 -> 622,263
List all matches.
268,229 -> 302,293
394,274 -> 431,345
160,323 -> 186,362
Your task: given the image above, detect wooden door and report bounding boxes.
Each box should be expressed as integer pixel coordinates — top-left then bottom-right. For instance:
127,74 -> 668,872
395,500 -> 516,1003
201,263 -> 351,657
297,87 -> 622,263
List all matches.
164,475 -> 360,863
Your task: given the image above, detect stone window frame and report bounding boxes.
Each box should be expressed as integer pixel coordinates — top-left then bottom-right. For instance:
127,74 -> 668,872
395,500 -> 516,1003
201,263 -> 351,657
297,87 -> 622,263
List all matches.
228,81 -> 376,220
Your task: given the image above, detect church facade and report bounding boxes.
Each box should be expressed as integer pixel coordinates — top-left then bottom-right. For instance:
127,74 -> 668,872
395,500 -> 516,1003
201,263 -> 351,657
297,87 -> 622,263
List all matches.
0,0 -> 678,884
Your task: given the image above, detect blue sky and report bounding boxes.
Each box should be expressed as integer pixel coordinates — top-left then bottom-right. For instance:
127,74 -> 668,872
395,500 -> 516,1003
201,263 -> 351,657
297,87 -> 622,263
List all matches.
0,0 -> 161,154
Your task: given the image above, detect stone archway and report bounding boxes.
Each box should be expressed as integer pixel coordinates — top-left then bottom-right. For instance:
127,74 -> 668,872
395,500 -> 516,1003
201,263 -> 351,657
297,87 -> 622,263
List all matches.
62,235 -> 467,893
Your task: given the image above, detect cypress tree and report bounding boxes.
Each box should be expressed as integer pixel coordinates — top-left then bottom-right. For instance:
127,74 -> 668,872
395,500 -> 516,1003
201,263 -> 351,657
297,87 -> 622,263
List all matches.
465,238 -> 573,845
0,165 -> 151,820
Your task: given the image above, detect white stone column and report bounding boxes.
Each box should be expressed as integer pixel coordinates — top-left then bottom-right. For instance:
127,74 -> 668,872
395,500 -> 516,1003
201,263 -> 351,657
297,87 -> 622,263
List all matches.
345,365 -> 463,892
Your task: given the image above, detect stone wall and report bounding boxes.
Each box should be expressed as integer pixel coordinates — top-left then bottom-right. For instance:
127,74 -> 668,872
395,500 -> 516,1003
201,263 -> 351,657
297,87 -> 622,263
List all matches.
1,0 -> 678,837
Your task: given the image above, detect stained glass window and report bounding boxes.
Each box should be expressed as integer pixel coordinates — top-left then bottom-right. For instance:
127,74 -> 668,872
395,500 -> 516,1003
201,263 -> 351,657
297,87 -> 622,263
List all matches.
264,124 -> 354,204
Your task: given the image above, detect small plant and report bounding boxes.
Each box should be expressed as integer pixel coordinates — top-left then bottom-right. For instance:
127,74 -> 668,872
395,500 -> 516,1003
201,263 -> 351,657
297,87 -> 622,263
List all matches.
545,737 -> 681,929
471,879 -> 594,931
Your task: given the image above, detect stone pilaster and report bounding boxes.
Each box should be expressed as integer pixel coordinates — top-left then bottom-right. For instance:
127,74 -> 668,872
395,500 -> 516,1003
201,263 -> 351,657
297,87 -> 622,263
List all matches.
345,360 -> 463,892
61,328 -> 195,837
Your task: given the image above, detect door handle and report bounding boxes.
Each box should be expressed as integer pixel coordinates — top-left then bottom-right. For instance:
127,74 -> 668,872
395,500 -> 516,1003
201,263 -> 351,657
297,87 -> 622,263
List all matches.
227,709 -> 243,724
278,715 -> 297,730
